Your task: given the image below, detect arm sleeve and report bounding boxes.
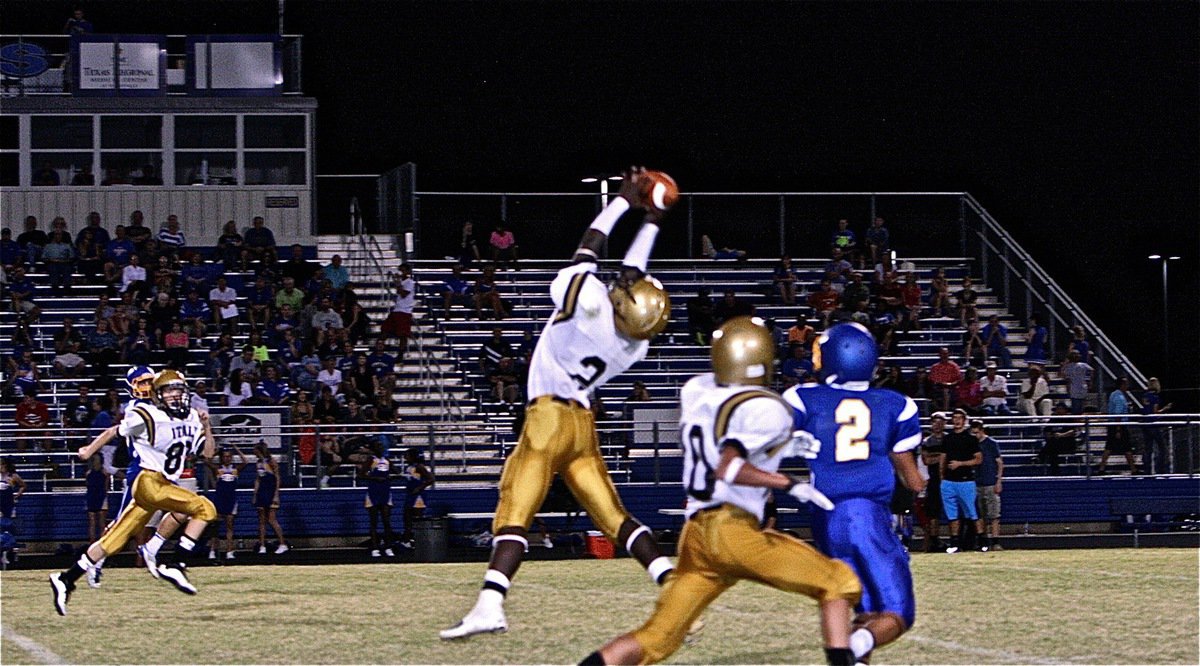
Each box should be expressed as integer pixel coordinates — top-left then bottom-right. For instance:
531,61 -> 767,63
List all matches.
721,397 -> 793,456
893,396 -> 923,453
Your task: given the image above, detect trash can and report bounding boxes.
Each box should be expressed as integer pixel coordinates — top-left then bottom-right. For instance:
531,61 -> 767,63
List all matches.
413,517 -> 449,563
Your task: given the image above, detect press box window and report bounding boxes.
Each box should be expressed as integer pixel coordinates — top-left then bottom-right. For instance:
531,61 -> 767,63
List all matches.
175,115 -> 236,149
101,116 -> 162,149
31,116 -> 93,149
244,115 -> 305,148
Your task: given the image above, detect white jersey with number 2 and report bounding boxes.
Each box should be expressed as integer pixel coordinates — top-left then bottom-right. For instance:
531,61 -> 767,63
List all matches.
526,262 -> 649,408
118,403 -> 204,483
679,373 -> 794,522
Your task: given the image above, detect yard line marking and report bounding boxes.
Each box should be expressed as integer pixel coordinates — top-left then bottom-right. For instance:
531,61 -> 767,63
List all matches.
2,625 -> 66,665
905,634 -> 1081,665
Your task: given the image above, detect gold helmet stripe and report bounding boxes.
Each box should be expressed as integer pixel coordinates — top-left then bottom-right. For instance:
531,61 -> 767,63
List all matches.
714,389 -> 787,441
132,405 -> 155,448
554,272 -> 589,323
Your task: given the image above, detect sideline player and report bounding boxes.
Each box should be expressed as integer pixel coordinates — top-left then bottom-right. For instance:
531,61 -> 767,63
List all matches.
50,370 -> 216,615
783,323 -> 926,663
441,168 -> 676,640
583,317 -> 862,665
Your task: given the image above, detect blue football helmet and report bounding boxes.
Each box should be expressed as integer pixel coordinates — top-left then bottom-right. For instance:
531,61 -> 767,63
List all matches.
125,365 -> 155,400
813,322 -> 878,384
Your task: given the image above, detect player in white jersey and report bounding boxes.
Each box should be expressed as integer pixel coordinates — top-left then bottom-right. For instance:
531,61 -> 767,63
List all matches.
50,371 -> 217,615
442,167 -> 676,640
583,317 -> 862,666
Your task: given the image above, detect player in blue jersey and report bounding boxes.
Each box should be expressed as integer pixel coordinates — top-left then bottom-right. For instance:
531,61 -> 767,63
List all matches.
783,323 -> 927,664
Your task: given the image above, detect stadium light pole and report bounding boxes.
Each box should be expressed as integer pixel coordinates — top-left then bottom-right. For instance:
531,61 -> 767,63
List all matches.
1148,254 -> 1180,372
581,174 -> 623,209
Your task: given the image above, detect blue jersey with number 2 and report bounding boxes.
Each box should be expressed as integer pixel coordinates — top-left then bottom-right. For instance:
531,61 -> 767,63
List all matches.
783,381 -> 922,627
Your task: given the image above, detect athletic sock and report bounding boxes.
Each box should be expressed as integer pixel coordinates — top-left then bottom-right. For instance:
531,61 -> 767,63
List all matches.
145,532 -> 167,557
93,555 -> 106,571
579,650 -> 604,666
825,647 -> 856,666
648,556 -> 674,585
62,553 -> 95,584
850,628 -> 876,659
480,569 -> 510,604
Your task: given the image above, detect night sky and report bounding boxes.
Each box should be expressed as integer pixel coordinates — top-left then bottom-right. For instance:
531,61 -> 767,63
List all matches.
5,1 -> 1198,400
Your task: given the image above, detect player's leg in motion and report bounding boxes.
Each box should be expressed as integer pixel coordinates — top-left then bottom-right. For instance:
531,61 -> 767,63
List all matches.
817,498 -> 917,663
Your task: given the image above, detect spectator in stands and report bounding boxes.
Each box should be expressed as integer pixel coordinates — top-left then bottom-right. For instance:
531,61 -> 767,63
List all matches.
269,303 -> 300,345
42,229 -> 76,295
190,379 -> 211,413
1067,325 -> 1090,364
61,384 -> 94,455
700,234 -> 747,261
930,347 -> 963,412
779,344 -> 816,387
275,275 -> 305,313
488,357 -> 522,406
382,265 -> 416,350
970,419 -> 1003,551
480,328 -> 513,373
473,265 -> 509,320
900,272 -> 923,316
865,216 -> 890,265
875,272 -> 904,322
53,341 -> 88,379
163,321 -> 190,370
978,362 -> 1011,415
103,227 -> 134,280
981,315 -> 1011,368
960,319 -> 985,368
120,253 -> 147,299
14,389 -> 51,453
245,275 -> 274,330
787,315 -> 816,348
229,346 -> 259,380
324,254 -> 350,291
17,216 -> 47,266
458,221 -> 482,267
905,366 -> 933,410
278,244 -> 315,284
123,318 -> 155,365
831,218 -> 857,257
75,228 -> 103,280
347,289 -> 376,346
156,215 -> 186,260
1039,403 -> 1079,475
32,161 -> 60,186
254,365 -> 292,406
216,220 -> 245,269
209,276 -> 240,332
1017,365 -> 1051,417
367,338 -> 396,377
626,381 -> 652,403
252,441 -> 289,555
346,354 -> 377,404
874,364 -> 903,391
313,385 -> 342,422
6,348 -> 40,398
686,287 -> 716,345
842,271 -> 870,314
144,291 -> 178,346
1058,350 -> 1092,415
133,164 -> 162,186
1024,315 -> 1048,365
7,267 -> 39,319
714,288 -> 755,327
927,267 -> 951,317
955,277 -> 978,325
125,211 -> 151,253
772,255 -> 798,305
824,248 -> 853,293
222,368 -> 252,407
177,290 -> 211,340
75,211 -> 109,248
440,264 -> 474,319
489,222 -> 519,270
85,318 -> 121,372
806,278 -> 844,328
52,317 -> 83,355
179,253 -> 211,296
0,228 -> 23,270
83,452 -> 111,543
1097,377 -> 1136,475
244,216 -> 278,266
1140,377 -> 1173,474
317,357 -> 343,397
311,297 -> 344,346
940,409 -> 983,553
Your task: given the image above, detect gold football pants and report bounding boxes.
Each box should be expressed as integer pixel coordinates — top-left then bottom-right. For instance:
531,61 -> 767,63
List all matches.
97,470 -> 217,555
632,505 -> 862,664
493,396 -> 629,540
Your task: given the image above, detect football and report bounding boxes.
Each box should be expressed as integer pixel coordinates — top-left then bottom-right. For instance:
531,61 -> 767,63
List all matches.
640,169 -> 679,211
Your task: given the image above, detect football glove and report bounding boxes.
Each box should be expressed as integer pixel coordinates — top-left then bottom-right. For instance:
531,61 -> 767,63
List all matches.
785,475 -> 834,510
786,429 -> 823,460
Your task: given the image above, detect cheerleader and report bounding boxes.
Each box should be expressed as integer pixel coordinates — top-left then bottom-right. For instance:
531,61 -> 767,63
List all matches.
253,441 -> 288,555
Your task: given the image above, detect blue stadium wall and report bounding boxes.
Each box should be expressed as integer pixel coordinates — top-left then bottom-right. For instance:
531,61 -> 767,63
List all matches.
12,477 -> 1199,542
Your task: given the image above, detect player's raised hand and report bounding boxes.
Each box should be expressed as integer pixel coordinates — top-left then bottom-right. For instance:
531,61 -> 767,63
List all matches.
197,411 -> 210,424
616,166 -> 645,205
785,476 -> 834,510
77,445 -> 90,460
786,430 -> 822,460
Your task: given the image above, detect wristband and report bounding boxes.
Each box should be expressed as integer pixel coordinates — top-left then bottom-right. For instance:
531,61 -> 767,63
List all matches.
721,458 -> 745,484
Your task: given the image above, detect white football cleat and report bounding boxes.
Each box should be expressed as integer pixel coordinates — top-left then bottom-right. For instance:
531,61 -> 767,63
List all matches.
86,564 -> 103,589
49,573 -> 74,616
138,544 -> 160,579
258,545 -> 267,555
157,562 -> 197,595
274,544 -> 290,555
384,548 -> 395,557
439,605 -> 508,640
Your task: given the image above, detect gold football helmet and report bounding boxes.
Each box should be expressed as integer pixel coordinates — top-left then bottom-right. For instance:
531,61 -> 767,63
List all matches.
152,369 -> 191,419
610,276 -> 670,340
711,316 -> 775,385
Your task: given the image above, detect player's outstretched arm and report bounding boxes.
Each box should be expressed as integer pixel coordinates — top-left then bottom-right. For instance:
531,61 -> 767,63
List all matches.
198,411 -> 216,459
890,451 -> 927,495
571,166 -> 656,264
77,425 -> 119,460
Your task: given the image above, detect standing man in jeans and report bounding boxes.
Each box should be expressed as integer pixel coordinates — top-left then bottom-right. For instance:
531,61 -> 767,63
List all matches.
971,420 -> 1003,552
940,409 -> 982,553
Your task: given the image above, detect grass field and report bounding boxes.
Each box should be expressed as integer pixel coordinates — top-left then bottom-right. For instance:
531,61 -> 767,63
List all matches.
2,548 -> 1197,664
